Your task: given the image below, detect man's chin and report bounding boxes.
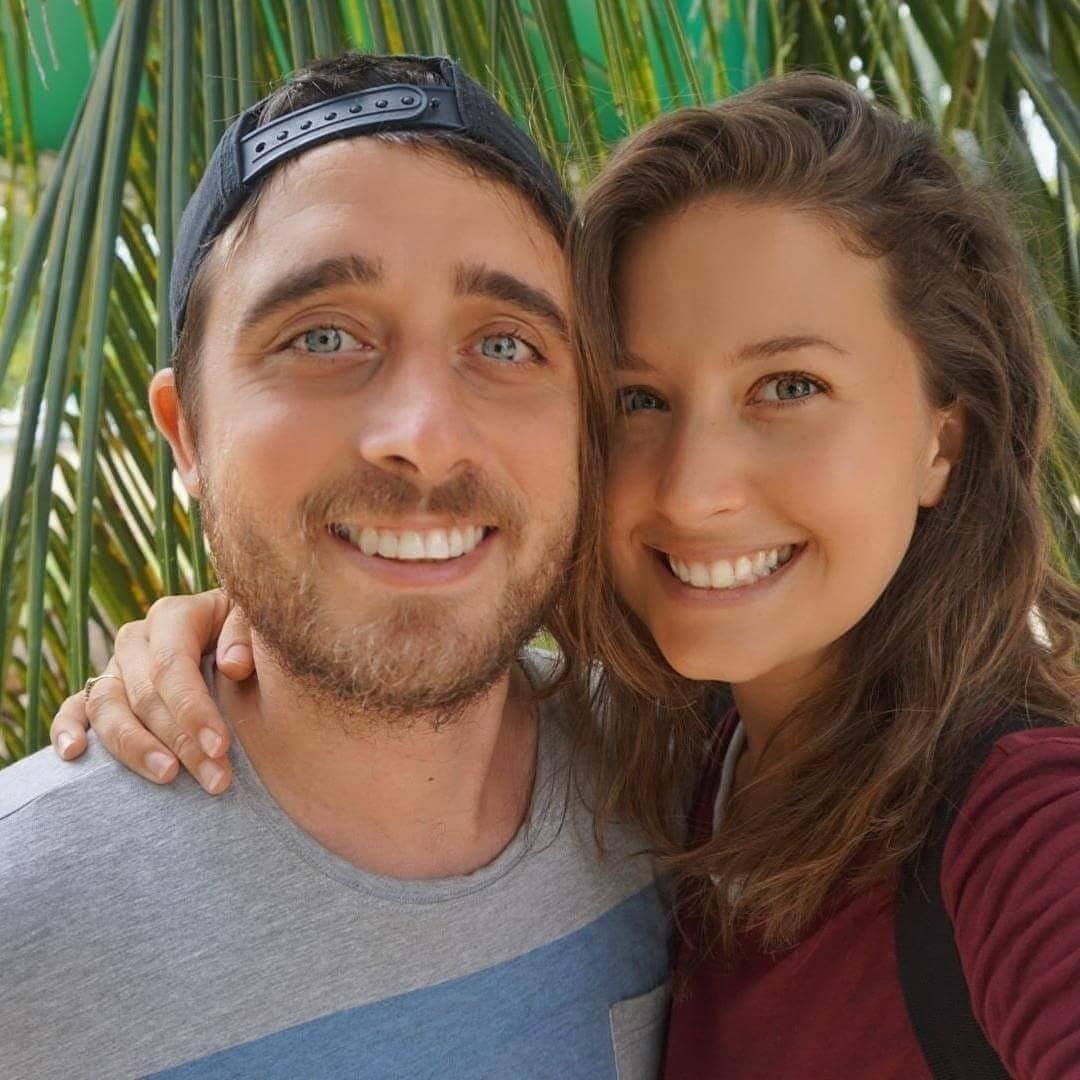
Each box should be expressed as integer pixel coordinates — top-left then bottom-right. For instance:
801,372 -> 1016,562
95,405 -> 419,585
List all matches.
254,612 -> 532,728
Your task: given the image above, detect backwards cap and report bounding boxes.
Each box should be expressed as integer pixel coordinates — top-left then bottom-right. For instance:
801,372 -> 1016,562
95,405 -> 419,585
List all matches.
170,54 -> 571,344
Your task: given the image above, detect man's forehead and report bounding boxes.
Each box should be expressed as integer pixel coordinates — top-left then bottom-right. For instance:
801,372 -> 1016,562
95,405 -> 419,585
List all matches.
185,143 -> 571,350
210,145 -> 565,300
245,138 -> 557,252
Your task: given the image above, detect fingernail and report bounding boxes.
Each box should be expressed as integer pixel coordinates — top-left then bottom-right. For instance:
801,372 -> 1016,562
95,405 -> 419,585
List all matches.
224,644 -> 251,666
198,760 -> 227,794
146,751 -> 176,781
57,733 -> 75,758
199,728 -> 224,757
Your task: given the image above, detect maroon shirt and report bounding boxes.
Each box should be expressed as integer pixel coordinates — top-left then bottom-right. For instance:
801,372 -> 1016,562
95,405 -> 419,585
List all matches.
664,721 -> 1080,1080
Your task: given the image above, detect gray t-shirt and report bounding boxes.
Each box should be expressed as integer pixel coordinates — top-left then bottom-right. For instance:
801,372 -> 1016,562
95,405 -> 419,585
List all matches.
0,652 -> 671,1078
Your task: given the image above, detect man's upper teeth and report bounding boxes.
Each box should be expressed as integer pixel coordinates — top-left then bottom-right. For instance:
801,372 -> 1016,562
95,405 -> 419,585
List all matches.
668,545 -> 794,590
332,524 -> 486,561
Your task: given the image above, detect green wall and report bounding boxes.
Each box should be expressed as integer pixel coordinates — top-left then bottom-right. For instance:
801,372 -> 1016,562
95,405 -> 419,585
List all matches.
1,0 -> 117,152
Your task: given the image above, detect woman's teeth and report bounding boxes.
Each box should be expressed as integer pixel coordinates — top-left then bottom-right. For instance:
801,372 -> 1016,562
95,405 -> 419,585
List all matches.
329,523 -> 486,561
667,545 -> 796,590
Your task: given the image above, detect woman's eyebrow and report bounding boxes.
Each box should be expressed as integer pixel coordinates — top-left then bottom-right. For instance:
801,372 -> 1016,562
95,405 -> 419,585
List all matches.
618,351 -> 656,372
617,336 -> 845,372
237,254 -> 383,332
735,334 -> 848,363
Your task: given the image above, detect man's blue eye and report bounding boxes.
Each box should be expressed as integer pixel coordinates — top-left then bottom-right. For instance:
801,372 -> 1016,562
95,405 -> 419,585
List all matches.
617,386 -> 667,414
479,334 -> 534,363
293,326 -> 360,353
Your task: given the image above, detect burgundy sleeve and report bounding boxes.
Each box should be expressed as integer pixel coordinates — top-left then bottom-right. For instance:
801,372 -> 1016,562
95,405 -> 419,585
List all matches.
942,727 -> 1080,1080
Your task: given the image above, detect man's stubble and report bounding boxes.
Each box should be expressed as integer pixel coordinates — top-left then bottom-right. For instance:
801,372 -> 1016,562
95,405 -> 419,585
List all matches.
199,460 -> 577,731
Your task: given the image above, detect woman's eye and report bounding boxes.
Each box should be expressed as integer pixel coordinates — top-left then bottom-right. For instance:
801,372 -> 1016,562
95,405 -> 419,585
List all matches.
756,374 -> 824,404
290,326 -> 362,354
476,333 -> 539,365
616,386 -> 667,414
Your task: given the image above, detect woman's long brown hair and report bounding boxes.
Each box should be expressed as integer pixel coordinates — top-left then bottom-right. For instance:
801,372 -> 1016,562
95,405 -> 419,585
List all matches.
554,72 -> 1080,956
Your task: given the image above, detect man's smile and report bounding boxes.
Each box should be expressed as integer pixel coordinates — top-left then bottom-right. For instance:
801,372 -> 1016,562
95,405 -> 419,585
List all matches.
327,521 -> 491,561
325,521 -> 498,587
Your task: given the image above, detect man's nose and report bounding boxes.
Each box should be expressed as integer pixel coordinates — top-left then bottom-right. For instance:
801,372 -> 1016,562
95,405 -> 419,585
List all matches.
356,348 -> 478,484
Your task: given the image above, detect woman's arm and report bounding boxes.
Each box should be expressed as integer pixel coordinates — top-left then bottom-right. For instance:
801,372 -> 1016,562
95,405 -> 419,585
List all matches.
944,725 -> 1080,1079
49,589 -> 254,794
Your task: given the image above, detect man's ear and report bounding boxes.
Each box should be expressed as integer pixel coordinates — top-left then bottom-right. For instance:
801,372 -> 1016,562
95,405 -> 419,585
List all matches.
919,401 -> 967,508
149,369 -> 202,498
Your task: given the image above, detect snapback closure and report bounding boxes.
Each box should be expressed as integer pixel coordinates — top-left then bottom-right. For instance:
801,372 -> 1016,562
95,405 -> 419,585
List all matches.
240,84 -> 464,182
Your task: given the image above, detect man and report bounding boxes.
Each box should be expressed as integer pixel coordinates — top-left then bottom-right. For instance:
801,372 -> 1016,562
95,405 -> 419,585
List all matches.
0,54 -> 670,1079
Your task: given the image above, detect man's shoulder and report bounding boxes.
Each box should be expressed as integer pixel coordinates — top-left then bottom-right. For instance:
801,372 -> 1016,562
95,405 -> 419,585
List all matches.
0,734 -> 223,886
0,735 -> 126,824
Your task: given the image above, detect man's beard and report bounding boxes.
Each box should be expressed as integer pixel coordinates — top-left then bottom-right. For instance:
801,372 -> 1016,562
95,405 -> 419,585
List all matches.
200,462 -> 575,729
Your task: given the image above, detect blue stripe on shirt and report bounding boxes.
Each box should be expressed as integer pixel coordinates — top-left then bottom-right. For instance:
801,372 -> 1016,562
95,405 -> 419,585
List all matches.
148,884 -> 670,1080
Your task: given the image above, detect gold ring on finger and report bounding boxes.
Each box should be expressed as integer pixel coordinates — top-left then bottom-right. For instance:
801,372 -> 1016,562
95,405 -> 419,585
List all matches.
83,673 -> 123,703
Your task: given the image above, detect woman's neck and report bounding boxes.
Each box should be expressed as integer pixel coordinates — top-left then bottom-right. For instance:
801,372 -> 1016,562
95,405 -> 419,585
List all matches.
730,649 -> 835,804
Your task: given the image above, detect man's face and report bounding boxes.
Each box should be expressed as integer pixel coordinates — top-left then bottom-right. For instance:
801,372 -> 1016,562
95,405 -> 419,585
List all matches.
159,139 -> 579,721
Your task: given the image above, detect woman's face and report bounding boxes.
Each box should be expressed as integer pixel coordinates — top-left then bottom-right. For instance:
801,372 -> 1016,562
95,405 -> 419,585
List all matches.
607,197 -> 961,707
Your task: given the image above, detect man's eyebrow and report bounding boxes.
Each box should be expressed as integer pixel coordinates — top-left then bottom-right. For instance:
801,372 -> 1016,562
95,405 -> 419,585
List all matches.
454,262 -> 570,343
238,254 -> 383,331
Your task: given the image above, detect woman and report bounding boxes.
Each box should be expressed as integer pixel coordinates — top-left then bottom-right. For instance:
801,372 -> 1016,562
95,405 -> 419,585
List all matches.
52,74 -> 1080,1076
566,74 -> 1080,1079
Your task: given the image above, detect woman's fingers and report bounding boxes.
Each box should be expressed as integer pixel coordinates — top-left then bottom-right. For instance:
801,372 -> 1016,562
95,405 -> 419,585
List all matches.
50,692 -> 90,760
83,662 -> 181,785
144,591 -> 234,763
47,590 -> 239,794
114,620 -> 233,794
116,609 -> 234,794
216,605 -> 254,682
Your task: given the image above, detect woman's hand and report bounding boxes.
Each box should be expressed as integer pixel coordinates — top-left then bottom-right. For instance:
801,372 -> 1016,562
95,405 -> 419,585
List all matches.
49,590 -> 254,794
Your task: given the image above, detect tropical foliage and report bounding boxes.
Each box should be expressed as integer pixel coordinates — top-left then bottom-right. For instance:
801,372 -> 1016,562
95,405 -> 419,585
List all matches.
0,0 -> 1077,761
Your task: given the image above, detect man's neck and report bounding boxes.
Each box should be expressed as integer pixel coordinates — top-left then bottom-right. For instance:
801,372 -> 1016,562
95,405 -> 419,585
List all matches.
218,641 -> 539,880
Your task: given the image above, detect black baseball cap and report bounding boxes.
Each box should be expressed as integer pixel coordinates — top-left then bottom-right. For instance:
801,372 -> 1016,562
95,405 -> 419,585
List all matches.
170,55 -> 572,346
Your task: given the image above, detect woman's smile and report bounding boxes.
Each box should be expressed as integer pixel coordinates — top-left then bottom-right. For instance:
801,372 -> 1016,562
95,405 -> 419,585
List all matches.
659,542 -> 800,590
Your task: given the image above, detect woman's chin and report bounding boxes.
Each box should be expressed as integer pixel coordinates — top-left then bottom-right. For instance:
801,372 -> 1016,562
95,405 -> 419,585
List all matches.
657,637 -> 771,685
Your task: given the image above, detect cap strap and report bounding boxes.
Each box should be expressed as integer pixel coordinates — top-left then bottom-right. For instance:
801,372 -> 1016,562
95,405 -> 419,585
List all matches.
240,84 -> 464,183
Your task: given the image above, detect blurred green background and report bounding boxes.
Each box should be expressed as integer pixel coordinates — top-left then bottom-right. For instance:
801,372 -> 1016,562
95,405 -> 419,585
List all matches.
0,0 -> 1077,761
